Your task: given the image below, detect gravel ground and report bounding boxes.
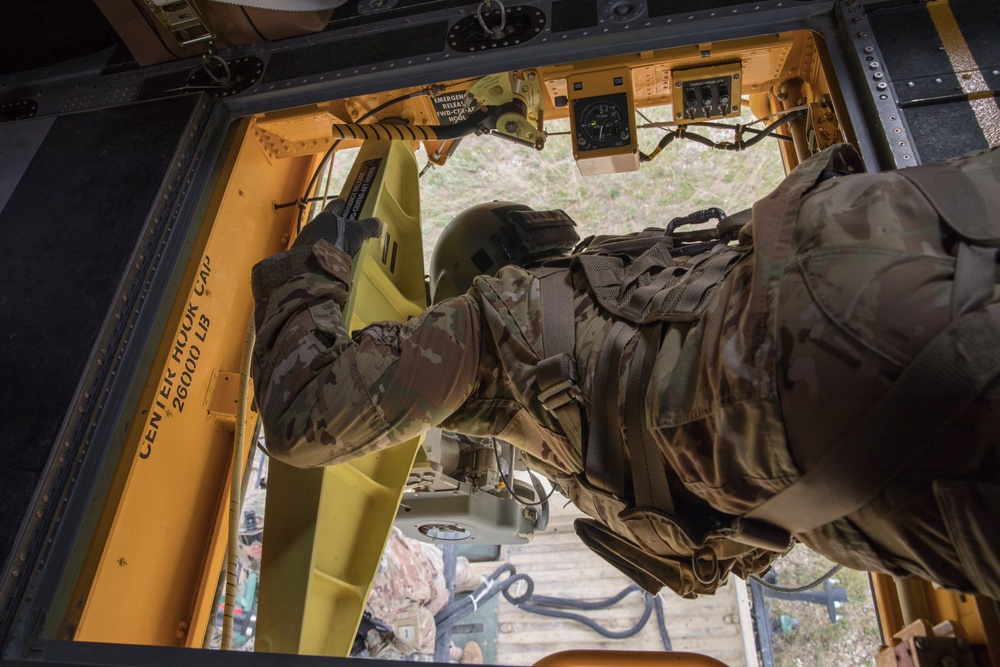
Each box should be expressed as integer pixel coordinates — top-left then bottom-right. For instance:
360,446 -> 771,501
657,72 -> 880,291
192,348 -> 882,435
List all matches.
763,546 -> 882,667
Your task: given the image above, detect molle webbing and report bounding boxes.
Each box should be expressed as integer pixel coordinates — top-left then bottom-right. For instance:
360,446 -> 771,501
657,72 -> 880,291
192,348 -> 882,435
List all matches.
577,244 -> 744,326
535,267 -> 673,504
536,230 -> 747,506
498,207 -> 581,262
586,320 -> 631,497
625,323 -> 673,513
535,269 -> 585,458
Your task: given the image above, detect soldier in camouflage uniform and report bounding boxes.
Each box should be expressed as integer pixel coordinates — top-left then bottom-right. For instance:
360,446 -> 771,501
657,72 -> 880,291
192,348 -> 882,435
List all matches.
251,144 -> 1000,600
362,527 -> 481,660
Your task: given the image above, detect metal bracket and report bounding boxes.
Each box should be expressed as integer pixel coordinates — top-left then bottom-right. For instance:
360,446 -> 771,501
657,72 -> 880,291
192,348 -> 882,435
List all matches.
144,0 -> 215,48
467,70 -> 546,149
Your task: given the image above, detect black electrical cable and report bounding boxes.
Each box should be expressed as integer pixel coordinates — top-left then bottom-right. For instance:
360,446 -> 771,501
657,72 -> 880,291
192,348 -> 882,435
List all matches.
434,564 -> 672,651
490,437 -> 557,508
678,120 -> 793,142
640,109 -> 807,162
283,89 -> 437,231
292,139 -> 341,233
750,564 -> 843,593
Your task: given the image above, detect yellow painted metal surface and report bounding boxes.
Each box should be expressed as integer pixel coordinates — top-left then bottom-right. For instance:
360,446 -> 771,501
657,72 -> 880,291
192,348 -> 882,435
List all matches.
62,118 -> 312,645
535,650 -> 729,667
255,140 -> 426,657
872,572 -> 1000,666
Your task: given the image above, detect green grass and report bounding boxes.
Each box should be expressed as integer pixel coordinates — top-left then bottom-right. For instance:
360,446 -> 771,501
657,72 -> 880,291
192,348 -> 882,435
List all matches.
325,107 -> 788,266
766,546 -> 881,667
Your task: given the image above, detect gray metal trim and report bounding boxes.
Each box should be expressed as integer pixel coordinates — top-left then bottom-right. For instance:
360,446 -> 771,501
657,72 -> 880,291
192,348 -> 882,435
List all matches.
0,1 -> 839,122
836,0 -> 921,167
225,1 -> 839,117
0,97 -> 233,658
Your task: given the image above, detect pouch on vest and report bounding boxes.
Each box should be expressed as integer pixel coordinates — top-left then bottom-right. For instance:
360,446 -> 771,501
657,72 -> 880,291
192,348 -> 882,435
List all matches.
560,473 -> 784,597
574,515 -> 777,598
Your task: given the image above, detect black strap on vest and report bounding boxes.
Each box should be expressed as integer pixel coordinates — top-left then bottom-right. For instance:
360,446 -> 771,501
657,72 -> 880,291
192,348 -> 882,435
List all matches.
739,161 -> 1000,548
624,323 -> 674,513
537,268 -> 674,509
586,320 -> 631,496
536,270 -> 586,461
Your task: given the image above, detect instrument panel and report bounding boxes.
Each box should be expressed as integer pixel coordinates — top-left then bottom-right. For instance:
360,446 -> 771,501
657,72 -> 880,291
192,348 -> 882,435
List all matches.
566,68 -> 640,175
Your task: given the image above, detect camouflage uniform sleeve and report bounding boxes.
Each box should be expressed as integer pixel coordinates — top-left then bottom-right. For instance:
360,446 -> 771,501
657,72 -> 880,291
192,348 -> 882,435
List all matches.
251,239 -> 482,467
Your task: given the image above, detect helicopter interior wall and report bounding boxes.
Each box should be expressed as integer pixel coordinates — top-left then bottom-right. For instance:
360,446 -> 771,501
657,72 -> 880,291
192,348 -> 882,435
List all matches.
261,22 -> 450,84
0,94 -> 206,577
0,1 -> 118,78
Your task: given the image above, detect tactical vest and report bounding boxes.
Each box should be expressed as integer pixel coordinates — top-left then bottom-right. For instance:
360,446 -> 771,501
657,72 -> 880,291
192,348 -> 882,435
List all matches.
531,144 -> 1000,598
530,210 -> 773,598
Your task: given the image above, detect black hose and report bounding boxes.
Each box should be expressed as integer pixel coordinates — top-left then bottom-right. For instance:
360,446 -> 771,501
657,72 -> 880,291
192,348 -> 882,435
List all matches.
653,596 -> 672,650
640,109 -> 808,162
435,564 -> 672,650
286,89 -> 439,231
750,564 -> 842,593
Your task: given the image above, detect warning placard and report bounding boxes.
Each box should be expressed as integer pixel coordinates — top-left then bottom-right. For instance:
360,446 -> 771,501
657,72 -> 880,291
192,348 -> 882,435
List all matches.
432,92 -> 472,124
343,158 -> 382,220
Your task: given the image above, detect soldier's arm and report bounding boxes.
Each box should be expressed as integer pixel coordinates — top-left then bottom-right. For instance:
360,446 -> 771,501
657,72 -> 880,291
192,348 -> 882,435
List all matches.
251,239 -> 482,467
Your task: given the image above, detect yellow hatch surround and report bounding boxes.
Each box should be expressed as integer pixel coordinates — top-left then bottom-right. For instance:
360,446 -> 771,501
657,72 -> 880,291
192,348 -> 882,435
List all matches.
59,118 -> 312,645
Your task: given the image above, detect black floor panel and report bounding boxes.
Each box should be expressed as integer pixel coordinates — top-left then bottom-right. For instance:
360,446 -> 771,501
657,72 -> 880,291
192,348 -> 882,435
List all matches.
952,0 -> 1000,72
900,100 -> 989,163
870,1 -> 993,162
0,95 -> 201,565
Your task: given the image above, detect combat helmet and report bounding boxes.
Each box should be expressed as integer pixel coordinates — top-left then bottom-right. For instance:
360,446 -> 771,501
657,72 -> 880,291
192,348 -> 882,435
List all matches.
429,202 -> 580,303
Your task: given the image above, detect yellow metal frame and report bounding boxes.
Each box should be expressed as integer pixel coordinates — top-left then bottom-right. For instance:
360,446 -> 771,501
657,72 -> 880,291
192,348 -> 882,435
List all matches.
254,140 -> 427,657
872,572 -> 1000,665
58,118 -> 312,645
